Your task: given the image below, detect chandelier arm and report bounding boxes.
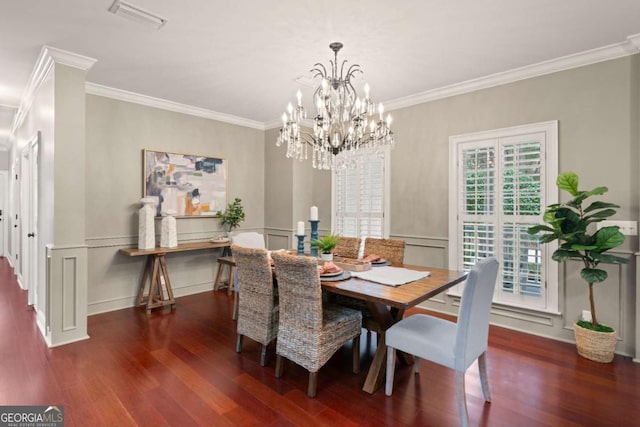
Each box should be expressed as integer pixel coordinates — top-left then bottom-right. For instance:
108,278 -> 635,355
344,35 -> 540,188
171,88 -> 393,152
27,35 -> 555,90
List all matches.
312,63 -> 328,77
345,65 -> 362,80
340,60 -> 348,80
311,70 -> 326,81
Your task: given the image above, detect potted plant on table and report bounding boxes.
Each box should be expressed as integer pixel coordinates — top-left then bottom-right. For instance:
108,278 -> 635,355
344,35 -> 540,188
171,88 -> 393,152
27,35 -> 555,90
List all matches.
311,233 -> 340,261
528,171 -> 628,363
217,197 -> 245,237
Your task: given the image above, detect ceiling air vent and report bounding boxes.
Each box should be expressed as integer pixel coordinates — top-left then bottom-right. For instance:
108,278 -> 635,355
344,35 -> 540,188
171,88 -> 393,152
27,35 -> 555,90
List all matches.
108,0 -> 167,30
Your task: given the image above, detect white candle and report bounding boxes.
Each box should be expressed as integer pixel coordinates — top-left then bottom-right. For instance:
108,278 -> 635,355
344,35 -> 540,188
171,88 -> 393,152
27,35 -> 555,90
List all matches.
297,221 -> 305,235
310,206 -> 318,221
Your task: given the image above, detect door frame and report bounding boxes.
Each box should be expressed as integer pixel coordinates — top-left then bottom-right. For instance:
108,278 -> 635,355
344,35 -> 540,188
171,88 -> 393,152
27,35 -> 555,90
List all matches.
20,132 -> 40,307
0,170 -> 7,258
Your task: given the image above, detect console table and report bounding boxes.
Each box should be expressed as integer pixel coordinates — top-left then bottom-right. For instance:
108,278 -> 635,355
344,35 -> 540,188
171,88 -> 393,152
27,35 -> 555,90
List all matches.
120,241 -> 231,313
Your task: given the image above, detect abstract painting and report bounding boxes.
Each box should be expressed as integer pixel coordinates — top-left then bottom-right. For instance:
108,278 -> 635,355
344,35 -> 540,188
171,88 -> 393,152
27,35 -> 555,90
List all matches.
143,149 -> 227,217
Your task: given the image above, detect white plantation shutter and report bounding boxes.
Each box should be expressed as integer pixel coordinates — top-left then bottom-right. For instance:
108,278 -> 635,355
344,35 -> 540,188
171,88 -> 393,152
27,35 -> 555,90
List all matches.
333,149 -> 388,242
449,122 -> 558,312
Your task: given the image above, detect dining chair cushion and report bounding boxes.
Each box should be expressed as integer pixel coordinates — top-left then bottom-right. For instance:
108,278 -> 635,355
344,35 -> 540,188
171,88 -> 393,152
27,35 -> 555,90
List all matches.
386,314 -> 457,369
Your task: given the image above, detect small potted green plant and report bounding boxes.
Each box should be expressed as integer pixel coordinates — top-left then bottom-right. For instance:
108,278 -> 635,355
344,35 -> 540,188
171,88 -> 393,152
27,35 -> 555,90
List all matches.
311,233 -> 340,261
528,171 -> 628,363
216,197 -> 245,235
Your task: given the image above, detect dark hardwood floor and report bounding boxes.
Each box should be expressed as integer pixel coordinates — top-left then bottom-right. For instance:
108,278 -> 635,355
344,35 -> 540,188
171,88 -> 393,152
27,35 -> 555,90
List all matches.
1,258 -> 638,426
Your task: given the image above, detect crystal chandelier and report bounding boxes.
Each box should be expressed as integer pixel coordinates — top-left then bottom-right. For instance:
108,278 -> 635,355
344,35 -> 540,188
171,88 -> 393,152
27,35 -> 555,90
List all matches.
276,42 -> 395,170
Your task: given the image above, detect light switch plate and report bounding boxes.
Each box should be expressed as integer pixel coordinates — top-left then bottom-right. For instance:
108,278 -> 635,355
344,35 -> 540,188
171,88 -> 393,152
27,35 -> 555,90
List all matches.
597,220 -> 637,236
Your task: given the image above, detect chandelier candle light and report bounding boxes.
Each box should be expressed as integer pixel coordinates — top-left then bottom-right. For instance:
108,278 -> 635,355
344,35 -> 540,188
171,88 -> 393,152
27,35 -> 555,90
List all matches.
276,42 -> 395,170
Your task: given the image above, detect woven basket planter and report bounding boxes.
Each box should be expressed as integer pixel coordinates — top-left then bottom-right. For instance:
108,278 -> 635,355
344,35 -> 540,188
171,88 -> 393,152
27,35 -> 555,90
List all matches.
573,322 -> 617,363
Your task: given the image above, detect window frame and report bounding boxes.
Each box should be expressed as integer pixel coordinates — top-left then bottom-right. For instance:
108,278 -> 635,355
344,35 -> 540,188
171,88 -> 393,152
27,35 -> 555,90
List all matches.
448,121 -> 559,314
331,146 -> 391,241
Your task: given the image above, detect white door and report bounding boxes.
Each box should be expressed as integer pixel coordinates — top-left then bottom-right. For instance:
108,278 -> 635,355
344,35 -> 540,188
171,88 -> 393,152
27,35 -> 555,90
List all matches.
29,142 -> 39,310
0,171 -> 6,257
21,133 -> 39,307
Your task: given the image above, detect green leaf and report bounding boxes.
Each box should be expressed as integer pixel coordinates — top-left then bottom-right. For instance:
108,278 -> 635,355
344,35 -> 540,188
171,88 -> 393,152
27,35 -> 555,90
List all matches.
566,192 -> 589,208
585,186 -> 608,197
583,209 -> 617,222
527,224 -> 553,234
595,227 -> 625,250
540,234 -> 559,243
581,268 -> 608,283
570,244 -> 597,250
591,253 -> 629,264
584,201 -> 620,213
556,171 -> 578,196
552,248 -> 582,261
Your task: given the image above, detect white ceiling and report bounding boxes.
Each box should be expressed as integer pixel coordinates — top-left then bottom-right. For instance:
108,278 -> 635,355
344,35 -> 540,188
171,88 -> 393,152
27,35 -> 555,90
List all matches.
2,0 -> 640,146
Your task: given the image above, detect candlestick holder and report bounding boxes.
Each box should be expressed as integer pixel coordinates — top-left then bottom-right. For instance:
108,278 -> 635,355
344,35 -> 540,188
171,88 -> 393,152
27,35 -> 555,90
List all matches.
296,234 -> 305,256
309,220 -> 320,257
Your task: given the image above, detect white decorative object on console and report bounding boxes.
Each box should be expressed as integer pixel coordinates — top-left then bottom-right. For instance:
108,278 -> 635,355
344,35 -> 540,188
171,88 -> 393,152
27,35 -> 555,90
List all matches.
160,209 -> 178,248
138,197 -> 157,250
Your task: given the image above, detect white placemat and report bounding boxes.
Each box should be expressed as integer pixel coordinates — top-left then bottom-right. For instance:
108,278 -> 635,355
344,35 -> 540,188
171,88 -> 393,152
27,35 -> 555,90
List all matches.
351,266 -> 431,287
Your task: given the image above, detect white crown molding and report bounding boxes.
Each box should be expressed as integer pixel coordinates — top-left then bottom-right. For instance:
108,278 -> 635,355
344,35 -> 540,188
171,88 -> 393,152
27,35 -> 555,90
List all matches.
10,45 -> 97,134
44,46 -> 98,71
85,83 -> 266,130
627,33 -> 640,52
383,38 -> 639,112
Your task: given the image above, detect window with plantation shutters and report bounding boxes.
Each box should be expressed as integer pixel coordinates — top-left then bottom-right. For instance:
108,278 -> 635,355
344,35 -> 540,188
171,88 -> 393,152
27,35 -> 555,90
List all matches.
449,121 -> 559,312
332,148 -> 390,244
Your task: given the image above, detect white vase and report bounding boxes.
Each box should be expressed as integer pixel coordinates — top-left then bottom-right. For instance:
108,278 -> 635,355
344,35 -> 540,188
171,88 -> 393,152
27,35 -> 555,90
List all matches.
138,197 -> 157,250
321,253 -> 333,262
160,211 -> 177,248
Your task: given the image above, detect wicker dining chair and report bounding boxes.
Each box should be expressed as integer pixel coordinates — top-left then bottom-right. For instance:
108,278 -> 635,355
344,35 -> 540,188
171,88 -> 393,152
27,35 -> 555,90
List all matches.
232,244 -> 278,367
230,232 -> 266,320
363,237 -> 406,265
333,236 -> 361,259
271,252 -> 362,398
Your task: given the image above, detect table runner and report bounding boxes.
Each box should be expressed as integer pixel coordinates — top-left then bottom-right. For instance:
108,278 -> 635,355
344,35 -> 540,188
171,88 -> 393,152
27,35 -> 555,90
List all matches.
352,266 -> 430,287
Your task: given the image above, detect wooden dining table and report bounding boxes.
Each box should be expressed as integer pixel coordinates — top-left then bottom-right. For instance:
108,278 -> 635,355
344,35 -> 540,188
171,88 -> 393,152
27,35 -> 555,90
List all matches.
321,264 -> 467,394
223,252 -> 467,394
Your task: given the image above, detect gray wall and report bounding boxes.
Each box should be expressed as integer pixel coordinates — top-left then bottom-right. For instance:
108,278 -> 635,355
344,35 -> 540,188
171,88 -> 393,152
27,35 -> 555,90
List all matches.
281,55 -> 639,356
264,127 -> 332,250
85,95 -> 265,314
387,55 -> 638,357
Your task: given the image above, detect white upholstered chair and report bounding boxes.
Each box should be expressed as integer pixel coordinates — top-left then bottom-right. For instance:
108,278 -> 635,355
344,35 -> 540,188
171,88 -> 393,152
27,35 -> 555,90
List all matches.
230,232 -> 266,320
385,257 -> 499,427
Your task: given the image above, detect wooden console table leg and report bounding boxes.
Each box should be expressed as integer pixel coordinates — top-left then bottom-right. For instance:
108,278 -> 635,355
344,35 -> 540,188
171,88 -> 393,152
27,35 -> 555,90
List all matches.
137,256 -> 153,306
147,256 -> 161,313
227,265 -> 235,296
159,255 -> 176,309
214,261 -> 226,291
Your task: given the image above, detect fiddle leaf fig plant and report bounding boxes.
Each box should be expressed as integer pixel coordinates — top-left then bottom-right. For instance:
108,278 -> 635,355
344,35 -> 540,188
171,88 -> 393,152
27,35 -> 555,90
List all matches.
528,171 -> 628,331
217,197 -> 245,232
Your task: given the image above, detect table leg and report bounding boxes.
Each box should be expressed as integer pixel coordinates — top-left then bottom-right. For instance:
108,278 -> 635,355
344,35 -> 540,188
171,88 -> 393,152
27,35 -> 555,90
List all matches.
137,254 -> 177,313
159,255 -> 176,309
147,256 -> 161,313
361,303 -> 408,394
227,265 -> 235,296
137,256 -> 153,306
